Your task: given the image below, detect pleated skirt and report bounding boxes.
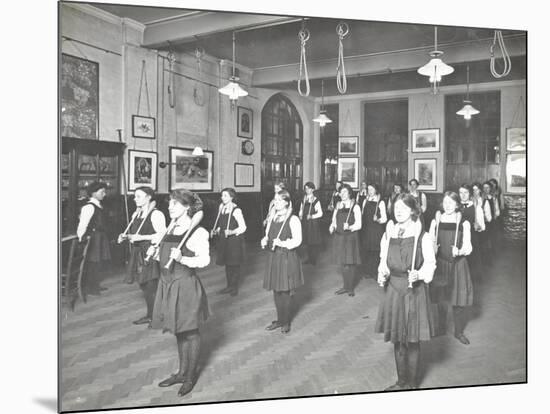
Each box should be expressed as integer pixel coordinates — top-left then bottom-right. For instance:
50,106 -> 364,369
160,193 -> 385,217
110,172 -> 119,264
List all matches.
333,231 -> 362,265
263,248 -> 304,292
430,257 -> 474,307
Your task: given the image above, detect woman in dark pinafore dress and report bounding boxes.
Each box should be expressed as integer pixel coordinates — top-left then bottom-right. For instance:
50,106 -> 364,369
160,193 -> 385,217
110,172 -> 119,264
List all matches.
360,183 -> 387,279
387,183 -> 404,222
150,189 -> 211,397
212,188 -> 247,296
429,191 -> 474,345
262,190 -> 304,334
376,193 -> 436,390
299,182 -> 323,265
459,184 -> 484,281
480,181 -> 499,265
117,187 -> 166,326
330,184 -> 362,297
408,179 -> 427,230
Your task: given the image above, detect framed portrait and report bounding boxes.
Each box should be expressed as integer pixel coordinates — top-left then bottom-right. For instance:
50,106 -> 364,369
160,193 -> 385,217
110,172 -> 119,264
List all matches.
237,106 -> 253,139
411,128 -> 440,152
337,157 -> 359,189
506,153 -> 526,194
61,54 -> 99,140
128,150 -> 157,191
132,115 -> 156,139
169,147 -> 214,192
338,136 -> 358,156
506,127 -> 526,152
414,158 -> 437,191
234,163 -> 254,187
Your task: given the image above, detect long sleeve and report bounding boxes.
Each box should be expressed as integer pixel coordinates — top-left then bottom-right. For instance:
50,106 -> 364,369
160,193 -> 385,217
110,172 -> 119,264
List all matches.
349,204 -> 362,231
76,204 -> 94,240
417,233 -> 436,283
474,203 -> 485,231
378,200 -> 388,224
494,197 -> 501,218
232,208 -> 247,236
378,230 -> 391,276
298,201 -> 304,219
458,221 -> 473,256
179,228 -> 210,268
311,200 -> 323,219
483,200 -> 492,223
330,203 -> 339,229
277,216 -> 302,249
428,219 -> 437,240
150,210 -> 167,234
421,193 -> 427,213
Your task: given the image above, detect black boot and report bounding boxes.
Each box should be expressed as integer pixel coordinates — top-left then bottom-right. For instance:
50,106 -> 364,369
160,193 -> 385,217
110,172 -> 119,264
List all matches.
453,306 -> 470,345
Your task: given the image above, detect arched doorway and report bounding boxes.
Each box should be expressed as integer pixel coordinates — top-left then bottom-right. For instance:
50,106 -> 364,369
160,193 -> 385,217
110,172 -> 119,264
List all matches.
261,93 -> 303,217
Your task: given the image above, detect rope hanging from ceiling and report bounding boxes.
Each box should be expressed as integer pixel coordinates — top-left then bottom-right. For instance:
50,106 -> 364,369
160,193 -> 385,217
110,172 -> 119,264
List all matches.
297,22 -> 311,97
167,50 -> 176,109
336,22 -> 349,94
490,30 -> 512,78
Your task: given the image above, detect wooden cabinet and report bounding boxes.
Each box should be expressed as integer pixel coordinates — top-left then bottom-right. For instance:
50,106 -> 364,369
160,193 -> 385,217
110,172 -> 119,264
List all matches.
61,137 -> 126,242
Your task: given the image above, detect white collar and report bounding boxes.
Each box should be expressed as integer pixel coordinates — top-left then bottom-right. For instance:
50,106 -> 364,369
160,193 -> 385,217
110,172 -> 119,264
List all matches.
89,198 -> 102,208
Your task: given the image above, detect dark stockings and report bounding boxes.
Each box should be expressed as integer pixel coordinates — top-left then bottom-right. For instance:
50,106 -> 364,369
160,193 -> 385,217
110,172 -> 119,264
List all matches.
175,329 -> 201,381
342,265 -> 355,292
273,291 -> 292,326
393,342 -> 421,387
307,245 -> 318,265
453,306 -> 468,336
139,279 -> 158,318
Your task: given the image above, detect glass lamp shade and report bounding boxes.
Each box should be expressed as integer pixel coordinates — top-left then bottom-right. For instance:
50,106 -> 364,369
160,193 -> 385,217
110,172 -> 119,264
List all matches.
456,100 -> 480,120
192,147 -> 204,156
417,52 -> 454,83
313,110 -> 333,127
218,76 -> 248,100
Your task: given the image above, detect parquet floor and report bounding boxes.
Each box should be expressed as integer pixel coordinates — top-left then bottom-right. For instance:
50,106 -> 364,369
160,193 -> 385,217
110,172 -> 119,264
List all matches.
60,242 -> 526,412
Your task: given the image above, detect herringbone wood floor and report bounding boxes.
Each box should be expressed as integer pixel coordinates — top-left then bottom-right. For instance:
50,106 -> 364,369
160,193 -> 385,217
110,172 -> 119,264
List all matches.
60,242 -> 526,412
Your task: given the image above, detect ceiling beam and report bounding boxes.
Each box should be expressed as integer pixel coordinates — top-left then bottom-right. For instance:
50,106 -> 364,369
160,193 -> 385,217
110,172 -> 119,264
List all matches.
142,12 -> 297,49
252,34 -> 526,87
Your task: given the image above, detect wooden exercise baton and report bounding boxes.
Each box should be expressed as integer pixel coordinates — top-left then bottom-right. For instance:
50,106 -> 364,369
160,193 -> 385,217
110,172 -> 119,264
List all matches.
271,208 -> 292,251
408,220 -> 421,289
453,211 -> 462,248
164,213 -> 202,269
210,203 -> 222,239
144,218 -> 176,263
119,206 -> 142,242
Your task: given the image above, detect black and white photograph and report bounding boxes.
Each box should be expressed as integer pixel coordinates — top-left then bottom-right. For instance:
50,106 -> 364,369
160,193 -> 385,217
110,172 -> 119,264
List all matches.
411,128 -> 440,152
414,158 -> 437,190
53,1 -> 531,413
338,136 -> 358,155
128,149 -> 157,190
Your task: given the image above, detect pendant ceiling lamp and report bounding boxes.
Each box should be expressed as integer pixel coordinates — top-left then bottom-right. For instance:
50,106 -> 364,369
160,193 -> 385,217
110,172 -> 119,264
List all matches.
218,32 -> 248,101
313,79 -> 332,127
417,26 -> 454,94
456,65 -> 480,120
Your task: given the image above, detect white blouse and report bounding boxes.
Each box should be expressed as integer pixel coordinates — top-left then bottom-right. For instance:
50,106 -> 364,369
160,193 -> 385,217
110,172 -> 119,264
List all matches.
428,213 -> 473,256
378,221 -> 436,283
162,214 -> 210,268
331,201 -> 362,232
362,196 -> 388,224
299,196 -> 323,220
216,203 -> 247,236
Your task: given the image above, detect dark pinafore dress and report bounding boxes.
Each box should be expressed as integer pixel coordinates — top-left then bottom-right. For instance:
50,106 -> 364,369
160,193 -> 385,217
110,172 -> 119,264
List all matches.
124,209 -> 161,284
301,199 -> 322,246
361,199 -> 385,252
375,233 -> 434,344
85,203 -> 111,263
151,227 -> 211,334
410,192 -> 425,230
334,204 -> 362,265
430,221 -> 474,307
263,216 -> 304,292
356,192 -> 367,208
215,206 -> 246,266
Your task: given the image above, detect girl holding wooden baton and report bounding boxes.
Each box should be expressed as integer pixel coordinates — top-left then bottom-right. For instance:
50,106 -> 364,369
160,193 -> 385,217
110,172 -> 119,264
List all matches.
149,189 -> 211,397
429,191 -> 474,345
360,183 -> 387,279
298,182 -> 323,265
375,193 -> 436,390
211,188 -> 247,296
261,190 -> 304,334
329,183 -> 362,297
117,187 -> 166,326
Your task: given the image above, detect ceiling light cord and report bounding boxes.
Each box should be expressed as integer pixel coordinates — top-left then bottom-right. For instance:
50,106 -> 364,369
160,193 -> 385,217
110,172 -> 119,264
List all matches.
490,30 -> 512,78
297,27 -> 311,97
336,23 -> 349,94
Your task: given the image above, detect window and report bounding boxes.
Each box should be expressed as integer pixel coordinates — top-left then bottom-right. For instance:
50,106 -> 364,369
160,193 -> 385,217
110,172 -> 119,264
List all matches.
445,91 -> 501,189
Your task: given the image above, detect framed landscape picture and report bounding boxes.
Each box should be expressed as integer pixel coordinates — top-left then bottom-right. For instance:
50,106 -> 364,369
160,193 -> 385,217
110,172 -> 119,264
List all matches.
411,128 -> 440,152
506,153 -> 526,194
337,157 -> 359,188
132,115 -> 156,139
128,150 -> 157,191
169,147 -> 214,192
506,127 -> 526,152
61,53 -> 99,140
414,158 -> 437,191
338,136 -> 358,156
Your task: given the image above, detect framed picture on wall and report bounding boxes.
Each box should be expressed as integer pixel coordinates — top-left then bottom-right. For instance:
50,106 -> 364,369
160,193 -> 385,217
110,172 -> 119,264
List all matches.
169,147 -> 214,192
506,127 -> 526,152
61,53 -> 99,140
411,128 -> 440,152
234,163 -> 254,187
128,150 -> 157,191
237,106 -> 253,139
414,158 -> 437,191
337,157 -> 359,188
338,136 -> 358,155
506,153 -> 526,194
132,115 -> 156,139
